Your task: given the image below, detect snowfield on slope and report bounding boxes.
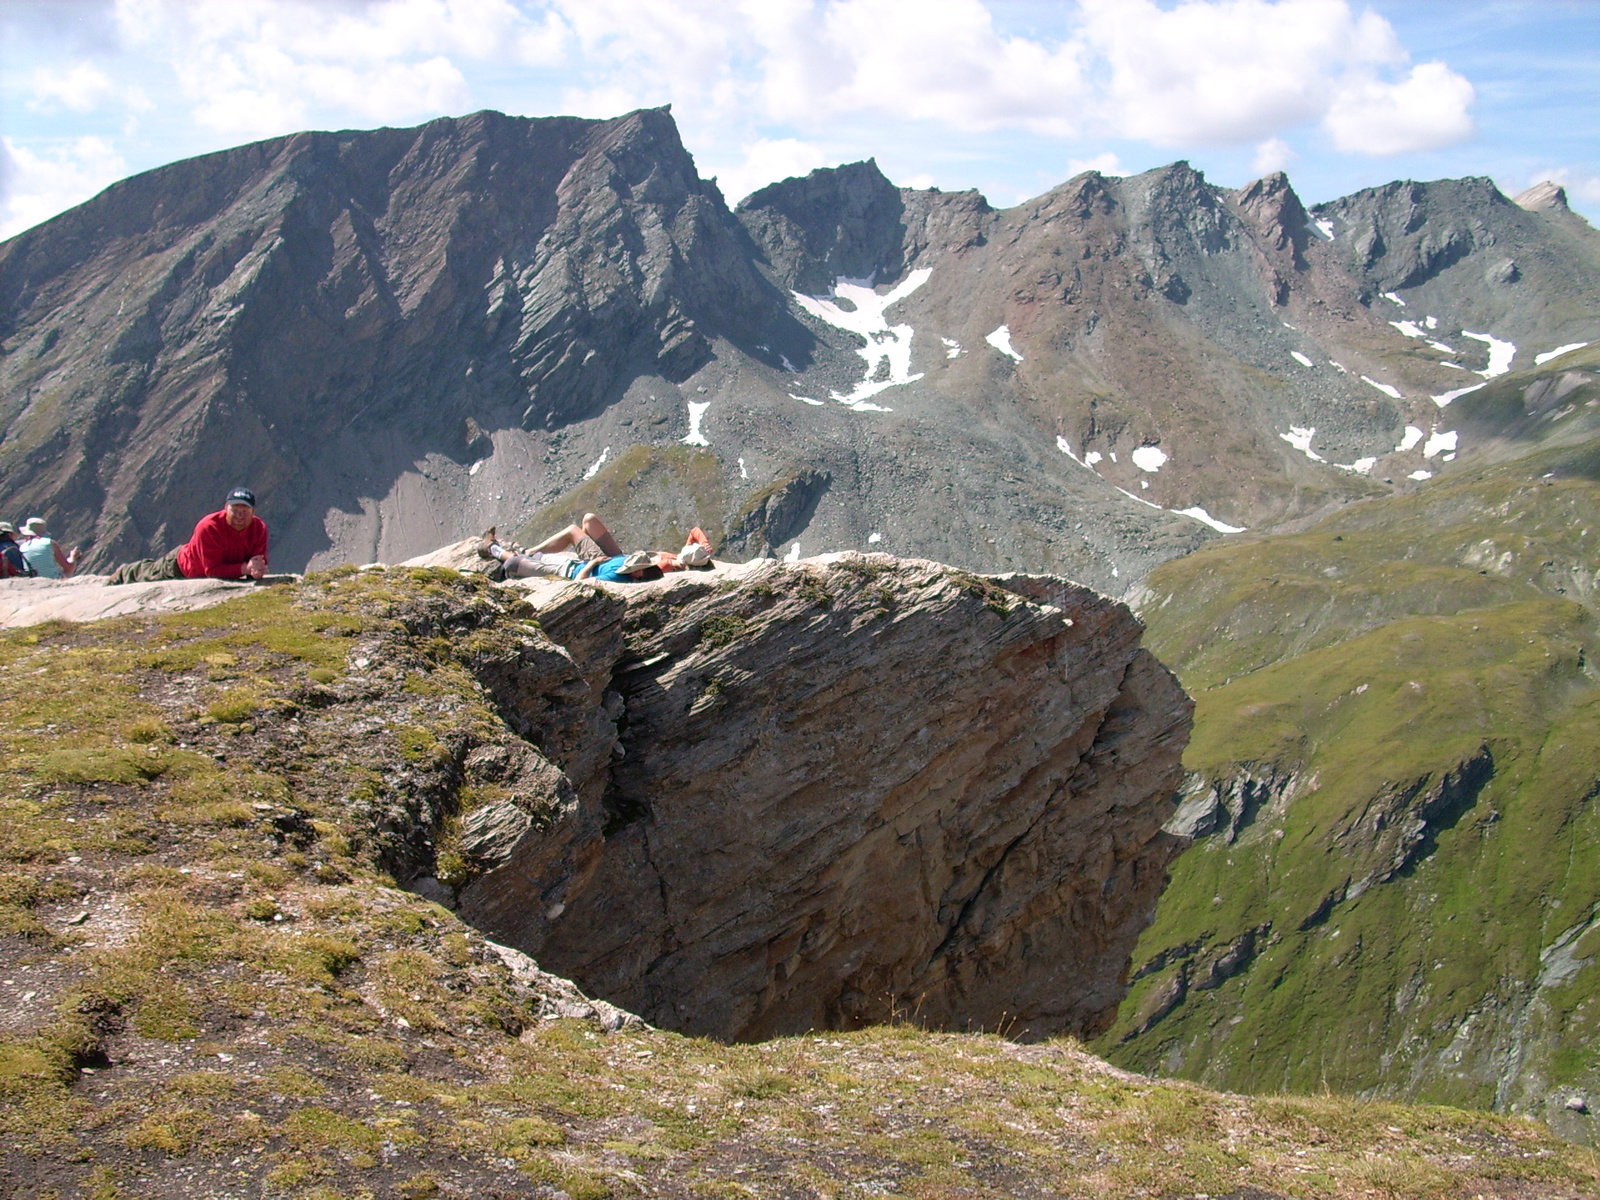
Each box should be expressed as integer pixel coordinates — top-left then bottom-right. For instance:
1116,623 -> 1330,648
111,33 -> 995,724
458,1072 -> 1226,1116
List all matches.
794,271 -> 931,410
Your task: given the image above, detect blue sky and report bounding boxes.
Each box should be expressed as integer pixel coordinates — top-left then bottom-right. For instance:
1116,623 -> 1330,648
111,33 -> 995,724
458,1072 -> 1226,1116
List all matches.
2,0 -> 1597,241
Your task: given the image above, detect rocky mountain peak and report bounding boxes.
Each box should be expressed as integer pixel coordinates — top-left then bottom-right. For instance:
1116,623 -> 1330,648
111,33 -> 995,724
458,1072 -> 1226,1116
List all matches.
1233,171 -> 1311,265
735,158 -> 910,293
1514,180 -> 1571,212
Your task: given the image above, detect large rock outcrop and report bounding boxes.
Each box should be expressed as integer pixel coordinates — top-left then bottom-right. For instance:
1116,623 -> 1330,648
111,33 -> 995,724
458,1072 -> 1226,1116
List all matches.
430,554 -> 1190,1041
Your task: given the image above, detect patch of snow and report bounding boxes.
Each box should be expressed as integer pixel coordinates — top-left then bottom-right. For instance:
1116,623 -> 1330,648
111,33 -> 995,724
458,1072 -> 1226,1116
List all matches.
779,353 -> 799,373
1536,342 -> 1590,365
1056,436 -> 1091,469
1361,375 -> 1403,399
1112,567 -> 1120,578
1433,382 -> 1485,407
1337,457 -> 1378,474
1282,322 -> 1297,330
1314,219 -> 1335,240
1140,479 -> 1149,489
469,461 -> 483,476
1084,451 -> 1103,467
1440,361 -> 1467,370
1290,351 -> 1315,367
867,532 -> 882,544
941,337 -> 962,359
583,446 -> 611,479
738,457 -> 748,480
1280,426 -> 1325,462
1390,320 -> 1426,338
1426,340 -> 1457,354
1131,445 -> 1168,472
1462,330 -> 1515,377
792,394 -> 826,407
1396,426 -> 1424,452
1443,453 -> 1456,462
1423,429 -> 1458,458
986,324 -> 1023,362
682,402 -> 711,447
1330,361 -> 1349,373
1425,315 -> 1438,329
1409,470 -> 1433,481
1383,291 -> 1406,306
793,269 -> 932,409
1110,452 -> 1118,463
1177,506 -> 1247,533
784,542 -> 801,562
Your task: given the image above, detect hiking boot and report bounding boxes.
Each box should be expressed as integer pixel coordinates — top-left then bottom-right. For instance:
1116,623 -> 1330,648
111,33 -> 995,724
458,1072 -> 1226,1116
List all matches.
477,527 -> 498,560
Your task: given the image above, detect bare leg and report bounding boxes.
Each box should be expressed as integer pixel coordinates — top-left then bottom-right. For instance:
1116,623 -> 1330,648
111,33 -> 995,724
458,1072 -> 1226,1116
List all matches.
528,523 -> 584,554
581,512 -> 624,557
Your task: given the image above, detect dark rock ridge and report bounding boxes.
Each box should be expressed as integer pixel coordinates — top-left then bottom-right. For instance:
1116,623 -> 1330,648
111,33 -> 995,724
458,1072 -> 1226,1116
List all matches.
3,107 -> 1599,593
415,555 -> 1192,1041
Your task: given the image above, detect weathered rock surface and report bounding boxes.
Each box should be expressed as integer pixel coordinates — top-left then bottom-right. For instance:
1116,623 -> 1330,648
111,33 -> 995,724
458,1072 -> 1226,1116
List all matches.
435,554 -> 1190,1041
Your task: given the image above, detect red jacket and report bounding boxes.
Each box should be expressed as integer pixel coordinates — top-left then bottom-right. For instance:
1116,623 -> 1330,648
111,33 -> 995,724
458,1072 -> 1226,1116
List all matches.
177,510 -> 269,579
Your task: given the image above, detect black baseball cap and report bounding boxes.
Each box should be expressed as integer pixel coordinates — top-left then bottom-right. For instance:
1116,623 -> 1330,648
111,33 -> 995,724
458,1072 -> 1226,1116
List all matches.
226,488 -> 257,507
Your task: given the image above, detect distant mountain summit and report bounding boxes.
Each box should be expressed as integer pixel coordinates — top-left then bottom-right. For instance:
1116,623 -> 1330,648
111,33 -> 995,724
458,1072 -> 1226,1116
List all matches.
2,109 -> 1597,584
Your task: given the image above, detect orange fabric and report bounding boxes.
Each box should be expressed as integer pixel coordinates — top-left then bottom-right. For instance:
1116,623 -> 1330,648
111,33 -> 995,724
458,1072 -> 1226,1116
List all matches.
655,527 -> 712,573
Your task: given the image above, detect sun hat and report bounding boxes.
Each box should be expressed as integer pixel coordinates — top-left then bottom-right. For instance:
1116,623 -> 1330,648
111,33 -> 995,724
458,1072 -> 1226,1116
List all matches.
21,518 -> 46,536
225,488 -> 257,507
678,540 -> 713,567
620,551 -> 654,574
0,522 -> 16,535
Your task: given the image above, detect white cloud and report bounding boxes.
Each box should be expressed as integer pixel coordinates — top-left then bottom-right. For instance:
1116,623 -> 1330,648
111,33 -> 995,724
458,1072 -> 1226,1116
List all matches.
1,136 -> 128,240
709,138 -> 831,206
1324,60 -> 1475,155
29,62 -> 115,113
808,0 -> 1089,135
113,0 -> 566,137
1078,0 -> 1401,145
546,0 -> 1473,155
1252,137 -> 1296,174
1067,152 -> 1125,177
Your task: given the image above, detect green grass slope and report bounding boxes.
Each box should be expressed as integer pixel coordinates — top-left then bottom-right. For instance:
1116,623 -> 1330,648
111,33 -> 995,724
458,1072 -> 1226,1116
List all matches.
7,572 -> 1596,1197
1100,358 -> 1600,1140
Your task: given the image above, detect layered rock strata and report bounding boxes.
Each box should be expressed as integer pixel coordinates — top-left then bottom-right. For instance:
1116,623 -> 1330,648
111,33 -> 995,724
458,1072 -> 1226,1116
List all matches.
440,554 -> 1191,1041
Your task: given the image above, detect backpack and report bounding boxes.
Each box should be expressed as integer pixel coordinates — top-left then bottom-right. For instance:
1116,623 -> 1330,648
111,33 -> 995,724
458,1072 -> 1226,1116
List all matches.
1,542 -> 35,578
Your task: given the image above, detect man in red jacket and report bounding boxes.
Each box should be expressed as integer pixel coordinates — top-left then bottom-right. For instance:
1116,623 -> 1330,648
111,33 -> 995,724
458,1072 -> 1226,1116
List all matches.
107,489 -> 269,585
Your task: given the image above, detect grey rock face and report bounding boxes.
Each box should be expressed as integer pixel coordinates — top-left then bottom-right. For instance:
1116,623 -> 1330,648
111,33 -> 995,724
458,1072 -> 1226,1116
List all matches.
451,556 -> 1192,1042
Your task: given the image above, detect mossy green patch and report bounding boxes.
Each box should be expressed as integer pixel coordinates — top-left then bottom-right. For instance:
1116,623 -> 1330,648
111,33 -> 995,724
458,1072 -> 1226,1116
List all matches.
1106,425 -> 1600,1120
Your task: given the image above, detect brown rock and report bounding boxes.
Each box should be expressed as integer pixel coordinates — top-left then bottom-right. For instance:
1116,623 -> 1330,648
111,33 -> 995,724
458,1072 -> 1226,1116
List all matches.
455,554 -> 1191,1041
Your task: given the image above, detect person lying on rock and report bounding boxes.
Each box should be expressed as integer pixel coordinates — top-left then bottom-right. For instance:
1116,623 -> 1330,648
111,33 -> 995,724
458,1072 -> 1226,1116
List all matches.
479,512 -> 658,582
479,512 -> 716,582
107,488 -> 269,585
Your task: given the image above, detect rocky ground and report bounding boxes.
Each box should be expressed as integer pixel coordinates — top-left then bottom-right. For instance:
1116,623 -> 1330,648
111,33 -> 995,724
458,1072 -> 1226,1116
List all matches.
2,563 -> 1598,1198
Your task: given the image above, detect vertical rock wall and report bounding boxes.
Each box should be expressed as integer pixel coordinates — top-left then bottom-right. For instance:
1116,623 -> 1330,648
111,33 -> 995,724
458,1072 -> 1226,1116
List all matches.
452,556 -> 1191,1041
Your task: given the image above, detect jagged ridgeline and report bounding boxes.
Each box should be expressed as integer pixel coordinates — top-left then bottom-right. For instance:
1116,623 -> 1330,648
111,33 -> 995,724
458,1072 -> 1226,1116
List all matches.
4,107 -> 1598,590
1100,344 -> 1600,1143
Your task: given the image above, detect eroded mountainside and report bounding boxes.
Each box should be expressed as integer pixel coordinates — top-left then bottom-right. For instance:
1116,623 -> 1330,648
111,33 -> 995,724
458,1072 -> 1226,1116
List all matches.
4,565 -> 1598,1199
1100,347 -> 1600,1142
3,108 -> 1598,591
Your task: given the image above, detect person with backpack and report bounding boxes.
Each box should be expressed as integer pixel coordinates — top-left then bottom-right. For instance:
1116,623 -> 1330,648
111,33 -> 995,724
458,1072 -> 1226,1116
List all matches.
18,518 -> 78,579
0,523 -> 36,578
